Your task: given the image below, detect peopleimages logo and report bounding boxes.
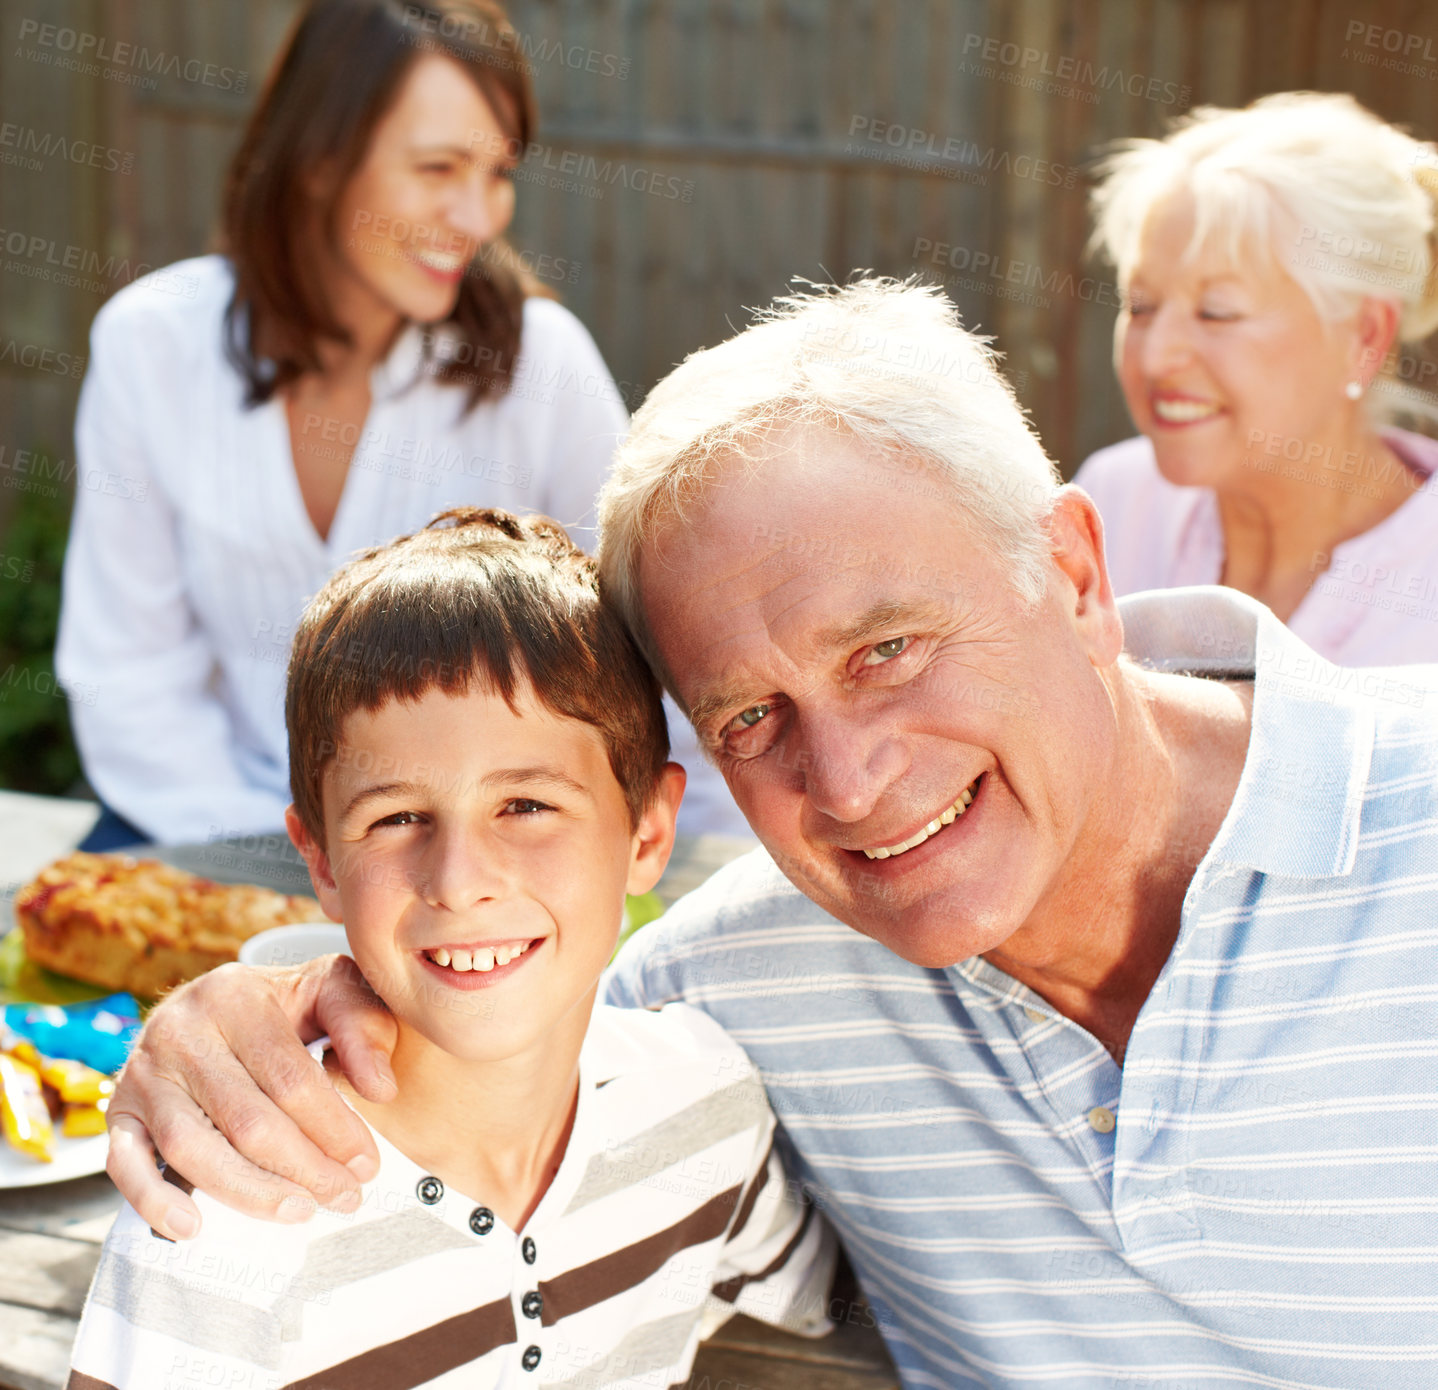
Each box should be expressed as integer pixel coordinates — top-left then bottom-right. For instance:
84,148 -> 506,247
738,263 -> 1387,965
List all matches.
0,123 -> 133,174
15,18 -> 248,93
959,33 -> 1190,106
0,339 -> 84,379
846,117 -> 1077,188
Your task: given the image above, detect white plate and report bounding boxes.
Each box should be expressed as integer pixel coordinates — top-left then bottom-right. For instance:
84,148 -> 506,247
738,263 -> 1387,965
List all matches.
0,1129 -> 108,1188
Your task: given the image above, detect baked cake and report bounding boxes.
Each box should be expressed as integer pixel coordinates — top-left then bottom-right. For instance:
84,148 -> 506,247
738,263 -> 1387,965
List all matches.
16,852 -> 321,997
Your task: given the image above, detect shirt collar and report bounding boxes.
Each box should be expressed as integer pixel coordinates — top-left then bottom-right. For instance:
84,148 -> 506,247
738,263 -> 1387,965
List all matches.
1119,586 -> 1381,880
369,322 -> 429,399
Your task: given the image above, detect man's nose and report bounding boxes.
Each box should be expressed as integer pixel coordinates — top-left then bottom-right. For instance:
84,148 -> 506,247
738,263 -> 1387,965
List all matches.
797,708 -> 909,825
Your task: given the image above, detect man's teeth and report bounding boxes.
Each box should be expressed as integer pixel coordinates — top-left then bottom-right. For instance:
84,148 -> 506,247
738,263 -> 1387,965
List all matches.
1152,397 -> 1220,423
428,942 -> 532,972
863,780 -> 979,860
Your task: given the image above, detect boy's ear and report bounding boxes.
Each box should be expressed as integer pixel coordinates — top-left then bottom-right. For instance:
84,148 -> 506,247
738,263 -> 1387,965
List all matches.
285,804 -> 345,924
626,762 -> 686,898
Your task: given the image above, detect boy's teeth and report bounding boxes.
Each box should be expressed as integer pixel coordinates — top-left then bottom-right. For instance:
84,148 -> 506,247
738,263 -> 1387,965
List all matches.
428,941 -> 533,972
863,778 -> 980,860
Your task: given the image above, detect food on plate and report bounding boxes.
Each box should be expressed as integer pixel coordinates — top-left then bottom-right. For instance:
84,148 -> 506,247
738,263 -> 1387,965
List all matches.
1,1027 -> 116,1161
15,852 -> 321,997
5,994 -> 141,1075
11,1040 -> 115,1105
0,1051 -> 54,1162
60,1100 -> 109,1138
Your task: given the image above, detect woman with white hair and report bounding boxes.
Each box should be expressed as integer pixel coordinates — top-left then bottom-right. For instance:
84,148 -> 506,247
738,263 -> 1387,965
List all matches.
1075,92 -> 1438,662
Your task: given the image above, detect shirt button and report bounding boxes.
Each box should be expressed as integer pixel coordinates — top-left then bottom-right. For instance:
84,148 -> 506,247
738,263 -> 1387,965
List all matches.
469,1206 -> 494,1235
1088,1105 -> 1116,1134
1024,1006 -> 1045,1024
522,1290 -> 543,1319
522,1345 -> 541,1371
522,1236 -> 537,1265
416,1176 -> 444,1205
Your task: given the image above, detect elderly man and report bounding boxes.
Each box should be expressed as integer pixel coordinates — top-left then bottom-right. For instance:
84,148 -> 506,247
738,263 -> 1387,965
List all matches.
110,281 -> 1438,1388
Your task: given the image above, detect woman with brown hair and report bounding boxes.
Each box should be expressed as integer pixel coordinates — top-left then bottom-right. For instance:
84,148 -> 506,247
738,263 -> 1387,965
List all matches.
55,0 -> 660,849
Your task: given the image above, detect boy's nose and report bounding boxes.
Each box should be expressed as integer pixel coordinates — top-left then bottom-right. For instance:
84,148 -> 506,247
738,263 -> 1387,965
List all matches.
419,826 -> 502,911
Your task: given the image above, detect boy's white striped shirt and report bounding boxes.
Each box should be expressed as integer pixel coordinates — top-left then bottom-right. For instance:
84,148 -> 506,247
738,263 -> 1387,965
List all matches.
609,588 -> 1438,1389
69,1004 -> 835,1389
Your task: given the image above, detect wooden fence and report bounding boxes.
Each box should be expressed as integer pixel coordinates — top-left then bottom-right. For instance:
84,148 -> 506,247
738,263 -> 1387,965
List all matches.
3,0 -> 1438,532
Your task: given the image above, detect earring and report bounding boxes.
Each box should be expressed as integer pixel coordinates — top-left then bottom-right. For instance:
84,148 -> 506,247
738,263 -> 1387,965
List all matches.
1345,380 -> 1364,401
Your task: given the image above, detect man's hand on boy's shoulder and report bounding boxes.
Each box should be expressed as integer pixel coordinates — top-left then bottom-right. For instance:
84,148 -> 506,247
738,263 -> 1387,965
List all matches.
107,953 -> 398,1241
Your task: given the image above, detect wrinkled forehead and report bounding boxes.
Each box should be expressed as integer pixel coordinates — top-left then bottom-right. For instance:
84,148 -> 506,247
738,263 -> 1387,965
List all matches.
637,424 -> 981,596
635,434 -> 1010,704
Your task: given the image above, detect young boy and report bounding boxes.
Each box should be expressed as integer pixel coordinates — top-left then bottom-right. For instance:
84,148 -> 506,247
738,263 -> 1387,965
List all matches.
69,508 -> 834,1389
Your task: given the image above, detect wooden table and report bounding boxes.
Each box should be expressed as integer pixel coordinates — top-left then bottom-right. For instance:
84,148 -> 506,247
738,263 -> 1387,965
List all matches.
0,799 -> 899,1390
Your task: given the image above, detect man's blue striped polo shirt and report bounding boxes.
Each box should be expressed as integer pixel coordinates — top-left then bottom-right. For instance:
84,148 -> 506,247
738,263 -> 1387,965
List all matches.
607,588 -> 1438,1389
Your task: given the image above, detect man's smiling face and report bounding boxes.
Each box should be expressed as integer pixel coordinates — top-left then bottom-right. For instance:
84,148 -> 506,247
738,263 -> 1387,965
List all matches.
639,426 -> 1125,968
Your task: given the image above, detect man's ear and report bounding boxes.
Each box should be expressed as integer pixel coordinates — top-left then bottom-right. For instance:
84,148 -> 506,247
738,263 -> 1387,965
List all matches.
1047,485 -> 1124,668
285,805 -> 344,924
626,763 -> 686,898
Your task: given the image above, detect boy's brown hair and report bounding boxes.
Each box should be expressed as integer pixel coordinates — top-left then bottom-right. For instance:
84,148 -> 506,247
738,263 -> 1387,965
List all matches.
286,507 -> 669,844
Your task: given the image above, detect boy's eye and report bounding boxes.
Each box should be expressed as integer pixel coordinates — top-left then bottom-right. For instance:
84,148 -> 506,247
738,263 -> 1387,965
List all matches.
862,636 -> 910,666
505,798 -> 552,816
372,810 -> 422,829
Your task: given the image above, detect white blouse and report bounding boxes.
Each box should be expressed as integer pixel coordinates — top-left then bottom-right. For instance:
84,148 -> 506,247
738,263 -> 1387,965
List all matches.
57,256 -> 744,843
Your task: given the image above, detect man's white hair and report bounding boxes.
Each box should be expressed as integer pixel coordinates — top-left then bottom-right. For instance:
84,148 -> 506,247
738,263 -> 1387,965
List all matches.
597,277 -> 1062,697
1090,91 -> 1438,341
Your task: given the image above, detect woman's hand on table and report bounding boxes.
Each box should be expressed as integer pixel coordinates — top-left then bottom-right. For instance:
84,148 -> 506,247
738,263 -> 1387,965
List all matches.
106,953 -> 398,1240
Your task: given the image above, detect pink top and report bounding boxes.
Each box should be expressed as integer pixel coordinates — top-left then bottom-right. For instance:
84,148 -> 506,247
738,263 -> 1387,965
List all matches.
1073,429 -> 1438,666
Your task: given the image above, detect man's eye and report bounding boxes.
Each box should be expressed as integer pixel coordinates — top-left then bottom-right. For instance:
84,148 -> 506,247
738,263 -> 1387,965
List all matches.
734,703 -> 771,729
862,636 -> 910,666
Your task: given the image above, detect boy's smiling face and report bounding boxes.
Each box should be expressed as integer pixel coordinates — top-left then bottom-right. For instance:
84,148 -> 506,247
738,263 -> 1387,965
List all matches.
287,679 -> 681,1069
